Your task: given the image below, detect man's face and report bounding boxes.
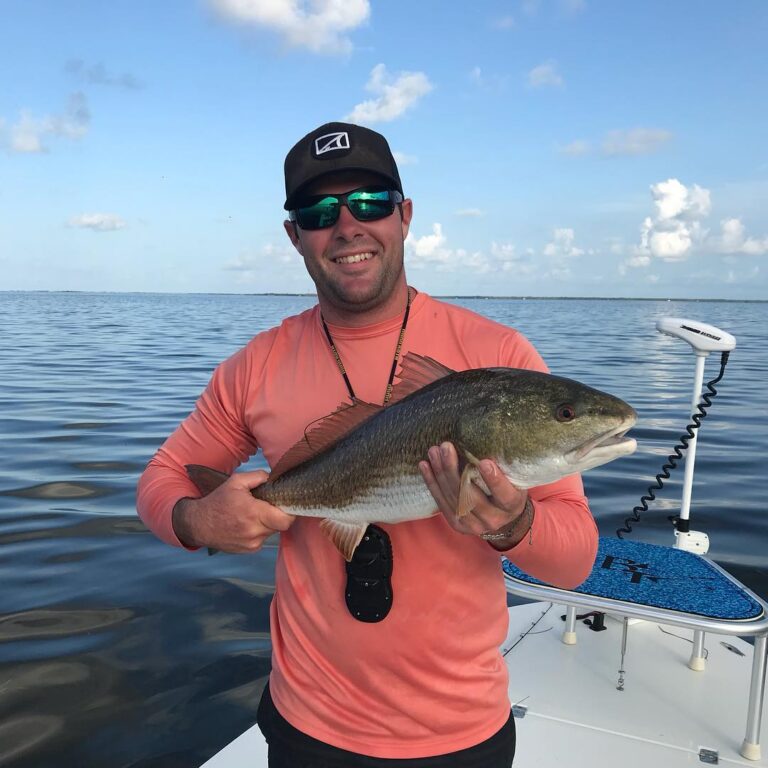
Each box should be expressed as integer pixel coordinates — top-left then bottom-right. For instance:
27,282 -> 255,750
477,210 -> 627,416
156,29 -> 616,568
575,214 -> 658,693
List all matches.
284,172 -> 413,319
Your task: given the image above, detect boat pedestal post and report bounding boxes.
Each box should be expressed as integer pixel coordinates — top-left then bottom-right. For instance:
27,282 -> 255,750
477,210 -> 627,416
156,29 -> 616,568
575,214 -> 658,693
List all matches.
741,633 -> 767,761
562,606 -> 577,645
688,630 -> 706,671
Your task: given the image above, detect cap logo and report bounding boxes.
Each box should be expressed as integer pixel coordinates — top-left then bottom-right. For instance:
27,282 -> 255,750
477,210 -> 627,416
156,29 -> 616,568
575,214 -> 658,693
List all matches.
314,131 -> 350,156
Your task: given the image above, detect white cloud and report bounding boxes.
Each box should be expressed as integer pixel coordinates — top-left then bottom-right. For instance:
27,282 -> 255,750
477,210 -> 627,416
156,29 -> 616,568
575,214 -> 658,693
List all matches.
490,241 -> 535,274
602,128 -> 672,156
626,178 -> 768,268
521,0 -> 540,16
392,150 -> 417,166
494,15 -> 515,28
468,65 -> 509,92
211,0 -> 369,55
68,213 -> 126,232
632,179 -> 710,263
561,0 -> 585,13
559,139 -> 590,156
405,224 -> 491,273
543,228 -> 583,258
527,61 -> 563,88
65,59 -> 143,90
455,208 -> 485,217
406,223 -> 446,261
726,266 -> 760,285
718,218 -> 768,256
2,93 -> 90,154
346,64 -> 432,124
224,243 -> 299,271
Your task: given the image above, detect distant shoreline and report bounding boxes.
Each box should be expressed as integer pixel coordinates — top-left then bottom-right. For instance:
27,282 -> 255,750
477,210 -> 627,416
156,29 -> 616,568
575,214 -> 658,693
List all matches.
1,290 -> 765,303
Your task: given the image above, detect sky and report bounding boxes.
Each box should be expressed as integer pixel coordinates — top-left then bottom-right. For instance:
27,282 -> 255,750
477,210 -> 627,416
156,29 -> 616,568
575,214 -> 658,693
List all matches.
1,0 -> 767,299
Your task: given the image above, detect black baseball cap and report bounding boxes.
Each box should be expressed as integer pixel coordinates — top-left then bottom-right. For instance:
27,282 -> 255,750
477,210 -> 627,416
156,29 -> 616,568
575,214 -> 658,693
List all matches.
284,121 -> 403,210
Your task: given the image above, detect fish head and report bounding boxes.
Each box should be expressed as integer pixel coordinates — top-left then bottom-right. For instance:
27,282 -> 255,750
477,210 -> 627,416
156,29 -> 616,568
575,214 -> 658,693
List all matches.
458,369 -> 637,488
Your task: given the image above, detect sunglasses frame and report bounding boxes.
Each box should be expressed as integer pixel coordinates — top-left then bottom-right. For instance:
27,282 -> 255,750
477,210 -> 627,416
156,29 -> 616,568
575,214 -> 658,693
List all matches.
289,186 -> 404,231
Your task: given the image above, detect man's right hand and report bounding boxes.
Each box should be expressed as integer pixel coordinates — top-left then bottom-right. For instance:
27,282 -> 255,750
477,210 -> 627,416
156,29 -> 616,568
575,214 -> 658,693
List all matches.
171,470 -> 295,553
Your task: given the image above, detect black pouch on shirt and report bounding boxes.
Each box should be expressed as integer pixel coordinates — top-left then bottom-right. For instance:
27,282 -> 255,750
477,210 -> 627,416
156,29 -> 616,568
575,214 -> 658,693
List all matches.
344,524 -> 393,623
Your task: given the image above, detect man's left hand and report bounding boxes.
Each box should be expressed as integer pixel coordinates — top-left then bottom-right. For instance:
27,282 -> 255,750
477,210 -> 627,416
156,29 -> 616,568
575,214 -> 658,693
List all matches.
418,442 -> 533,550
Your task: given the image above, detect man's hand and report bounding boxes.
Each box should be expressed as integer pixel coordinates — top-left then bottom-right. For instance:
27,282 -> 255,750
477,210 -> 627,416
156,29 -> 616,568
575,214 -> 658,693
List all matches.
172,470 -> 294,553
418,442 -> 533,550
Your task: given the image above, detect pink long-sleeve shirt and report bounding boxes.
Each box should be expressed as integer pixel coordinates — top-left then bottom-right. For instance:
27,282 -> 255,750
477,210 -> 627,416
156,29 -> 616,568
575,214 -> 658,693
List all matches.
137,290 -> 598,758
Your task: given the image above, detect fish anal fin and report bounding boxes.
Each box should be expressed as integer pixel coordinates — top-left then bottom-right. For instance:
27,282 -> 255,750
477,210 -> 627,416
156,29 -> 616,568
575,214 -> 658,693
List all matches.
186,464 -> 230,496
320,519 -> 368,562
270,399 -> 382,480
388,353 -> 456,404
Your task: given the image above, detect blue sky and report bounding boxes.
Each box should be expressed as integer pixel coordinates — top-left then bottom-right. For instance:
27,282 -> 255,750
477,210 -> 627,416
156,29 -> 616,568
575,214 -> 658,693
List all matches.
1,0 -> 767,299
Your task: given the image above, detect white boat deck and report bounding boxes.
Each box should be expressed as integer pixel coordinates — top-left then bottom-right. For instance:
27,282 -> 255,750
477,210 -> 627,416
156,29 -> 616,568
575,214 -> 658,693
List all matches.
202,600 -> 767,767
506,601 -> 767,766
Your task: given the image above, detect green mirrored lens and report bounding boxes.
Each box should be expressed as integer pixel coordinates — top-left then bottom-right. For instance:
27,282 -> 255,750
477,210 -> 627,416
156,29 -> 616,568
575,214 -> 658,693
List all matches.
348,189 -> 394,220
298,196 -> 340,229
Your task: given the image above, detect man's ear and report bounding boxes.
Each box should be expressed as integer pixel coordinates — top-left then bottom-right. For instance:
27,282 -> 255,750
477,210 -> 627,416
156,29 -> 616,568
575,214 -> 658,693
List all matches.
400,199 -> 413,240
284,219 -> 302,255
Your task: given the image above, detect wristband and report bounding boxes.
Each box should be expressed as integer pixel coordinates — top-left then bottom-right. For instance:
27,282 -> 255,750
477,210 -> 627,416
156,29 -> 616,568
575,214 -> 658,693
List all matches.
479,498 -> 534,543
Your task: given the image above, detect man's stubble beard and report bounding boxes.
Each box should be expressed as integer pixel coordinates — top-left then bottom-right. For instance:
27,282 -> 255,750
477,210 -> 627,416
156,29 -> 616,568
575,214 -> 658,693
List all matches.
308,242 -> 405,316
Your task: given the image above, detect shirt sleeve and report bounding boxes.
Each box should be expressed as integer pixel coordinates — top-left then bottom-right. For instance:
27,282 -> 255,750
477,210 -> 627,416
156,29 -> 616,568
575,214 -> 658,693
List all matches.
136,343 -> 259,548
495,330 -> 599,589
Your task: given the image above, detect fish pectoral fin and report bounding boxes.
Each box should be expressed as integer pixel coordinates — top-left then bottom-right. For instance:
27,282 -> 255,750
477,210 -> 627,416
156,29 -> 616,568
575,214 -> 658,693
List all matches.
320,519 -> 369,562
457,464 -> 484,519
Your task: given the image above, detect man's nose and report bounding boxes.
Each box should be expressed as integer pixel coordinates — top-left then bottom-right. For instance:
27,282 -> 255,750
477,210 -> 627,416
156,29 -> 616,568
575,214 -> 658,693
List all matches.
333,203 -> 364,238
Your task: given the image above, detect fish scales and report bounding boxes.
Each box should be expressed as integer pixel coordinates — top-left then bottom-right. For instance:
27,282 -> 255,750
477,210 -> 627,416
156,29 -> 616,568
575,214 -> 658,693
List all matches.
254,372 -> 468,517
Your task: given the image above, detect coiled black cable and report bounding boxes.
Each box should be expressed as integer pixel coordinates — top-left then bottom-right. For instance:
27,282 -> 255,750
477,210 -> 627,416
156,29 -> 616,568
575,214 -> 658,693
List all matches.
616,350 -> 730,539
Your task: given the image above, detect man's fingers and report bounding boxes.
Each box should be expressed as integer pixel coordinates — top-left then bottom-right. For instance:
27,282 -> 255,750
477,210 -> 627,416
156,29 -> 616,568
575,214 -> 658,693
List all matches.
260,505 -> 295,533
231,469 -> 270,490
478,460 -> 522,508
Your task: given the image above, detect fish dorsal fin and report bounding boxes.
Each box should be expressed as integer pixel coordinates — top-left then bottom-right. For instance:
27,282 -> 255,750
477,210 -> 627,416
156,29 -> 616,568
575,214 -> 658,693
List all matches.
389,352 -> 456,404
270,399 -> 382,480
320,519 -> 368,561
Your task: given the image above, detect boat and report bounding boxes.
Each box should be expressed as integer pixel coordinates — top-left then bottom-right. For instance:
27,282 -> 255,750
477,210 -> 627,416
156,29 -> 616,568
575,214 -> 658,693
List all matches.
201,317 -> 768,767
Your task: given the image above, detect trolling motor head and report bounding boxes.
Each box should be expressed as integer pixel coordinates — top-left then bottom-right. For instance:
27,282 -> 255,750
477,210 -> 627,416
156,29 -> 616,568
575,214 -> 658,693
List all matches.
656,318 -> 736,355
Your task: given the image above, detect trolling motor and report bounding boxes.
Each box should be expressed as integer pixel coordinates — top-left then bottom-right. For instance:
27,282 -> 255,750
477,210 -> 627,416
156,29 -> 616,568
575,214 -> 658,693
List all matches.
617,317 -> 736,553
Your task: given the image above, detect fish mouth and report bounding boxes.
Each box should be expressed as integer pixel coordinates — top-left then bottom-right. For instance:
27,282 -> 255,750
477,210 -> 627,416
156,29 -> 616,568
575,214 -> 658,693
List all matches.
567,416 -> 638,464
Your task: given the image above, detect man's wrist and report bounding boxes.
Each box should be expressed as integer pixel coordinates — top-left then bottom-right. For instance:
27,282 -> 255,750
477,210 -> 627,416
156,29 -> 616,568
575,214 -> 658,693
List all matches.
480,498 -> 535,551
172,497 -> 200,549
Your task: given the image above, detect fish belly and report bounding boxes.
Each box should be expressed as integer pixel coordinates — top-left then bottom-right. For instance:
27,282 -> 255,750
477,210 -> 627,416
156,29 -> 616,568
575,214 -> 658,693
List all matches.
280,472 -> 437,525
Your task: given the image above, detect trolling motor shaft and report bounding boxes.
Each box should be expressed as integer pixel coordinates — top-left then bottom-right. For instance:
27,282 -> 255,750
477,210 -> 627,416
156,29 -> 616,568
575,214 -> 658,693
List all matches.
656,318 -> 736,553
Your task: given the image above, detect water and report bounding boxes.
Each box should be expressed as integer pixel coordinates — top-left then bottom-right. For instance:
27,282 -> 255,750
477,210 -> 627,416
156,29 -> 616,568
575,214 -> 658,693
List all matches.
0,292 -> 766,767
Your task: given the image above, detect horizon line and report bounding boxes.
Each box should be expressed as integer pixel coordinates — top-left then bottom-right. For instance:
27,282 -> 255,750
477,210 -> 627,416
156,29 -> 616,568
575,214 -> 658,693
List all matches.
1,290 -> 765,303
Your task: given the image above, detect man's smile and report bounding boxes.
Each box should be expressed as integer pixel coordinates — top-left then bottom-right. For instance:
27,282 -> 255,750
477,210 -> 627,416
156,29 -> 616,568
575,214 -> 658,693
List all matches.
332,251 -> 375,265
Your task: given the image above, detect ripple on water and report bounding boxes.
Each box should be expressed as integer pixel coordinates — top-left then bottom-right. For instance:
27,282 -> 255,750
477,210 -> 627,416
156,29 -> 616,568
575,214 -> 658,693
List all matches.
0,607 -> 135,642
0,481 -> 112,499
0,715 -> 64,764
70,461 -> 143,472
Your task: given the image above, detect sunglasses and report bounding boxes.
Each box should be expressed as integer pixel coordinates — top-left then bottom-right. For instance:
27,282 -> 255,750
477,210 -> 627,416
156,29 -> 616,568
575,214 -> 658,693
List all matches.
289,186 -> 404,230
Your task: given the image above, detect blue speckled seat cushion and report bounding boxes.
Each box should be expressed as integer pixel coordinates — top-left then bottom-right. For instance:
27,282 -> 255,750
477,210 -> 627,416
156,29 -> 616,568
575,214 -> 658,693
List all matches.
503,537 -> 764,621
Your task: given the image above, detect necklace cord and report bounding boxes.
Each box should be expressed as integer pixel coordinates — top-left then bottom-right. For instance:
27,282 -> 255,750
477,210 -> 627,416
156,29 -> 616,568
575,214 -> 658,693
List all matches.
320,289 -> 412,405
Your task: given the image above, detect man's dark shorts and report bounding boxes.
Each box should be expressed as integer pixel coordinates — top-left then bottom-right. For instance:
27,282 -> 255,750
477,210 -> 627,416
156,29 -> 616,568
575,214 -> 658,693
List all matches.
257,682 -> 516,768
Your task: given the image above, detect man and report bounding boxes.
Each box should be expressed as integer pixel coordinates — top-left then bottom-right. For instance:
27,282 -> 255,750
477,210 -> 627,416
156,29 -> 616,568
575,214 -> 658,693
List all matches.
137,121 -> 598,767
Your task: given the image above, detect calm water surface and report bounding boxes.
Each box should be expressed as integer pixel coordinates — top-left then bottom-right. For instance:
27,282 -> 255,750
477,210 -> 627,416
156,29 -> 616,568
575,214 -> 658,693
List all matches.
1,292 -> 766,767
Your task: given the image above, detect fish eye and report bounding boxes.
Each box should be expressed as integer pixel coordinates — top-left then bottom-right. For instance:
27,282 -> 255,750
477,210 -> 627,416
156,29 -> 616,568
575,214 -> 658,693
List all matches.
556,404 -> 576,422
